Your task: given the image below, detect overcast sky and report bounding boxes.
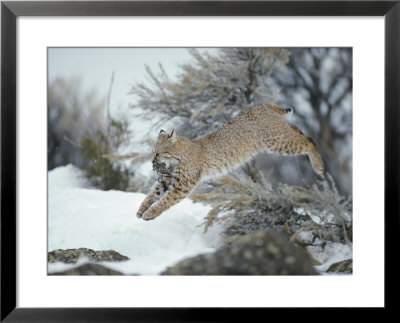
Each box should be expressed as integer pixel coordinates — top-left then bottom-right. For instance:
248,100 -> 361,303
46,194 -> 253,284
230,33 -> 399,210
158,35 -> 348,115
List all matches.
48,47 -> 204,112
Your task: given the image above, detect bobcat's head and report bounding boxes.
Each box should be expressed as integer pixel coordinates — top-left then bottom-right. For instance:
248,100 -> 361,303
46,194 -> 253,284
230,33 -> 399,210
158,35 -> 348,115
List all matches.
152,129 -> 181,174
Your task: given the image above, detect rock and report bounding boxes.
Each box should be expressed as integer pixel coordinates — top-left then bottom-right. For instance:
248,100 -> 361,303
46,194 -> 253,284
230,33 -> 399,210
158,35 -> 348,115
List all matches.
162,230 -> 317,275
50,263 -> 124,275
48,248 -> 129,264
327,259 -> 352,273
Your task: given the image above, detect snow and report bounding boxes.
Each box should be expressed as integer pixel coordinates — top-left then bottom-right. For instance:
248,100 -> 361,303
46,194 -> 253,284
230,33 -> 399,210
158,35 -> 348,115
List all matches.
48,165 -> 224,275
294,207 -> 353,273
135,160 -> 153,179
309,242 -> 353,273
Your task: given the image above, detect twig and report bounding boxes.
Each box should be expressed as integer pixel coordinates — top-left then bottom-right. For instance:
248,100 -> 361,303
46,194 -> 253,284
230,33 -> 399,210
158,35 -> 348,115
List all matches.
63,135 -> 80,148
102,152 -> 138,161
105,71 -> 115,153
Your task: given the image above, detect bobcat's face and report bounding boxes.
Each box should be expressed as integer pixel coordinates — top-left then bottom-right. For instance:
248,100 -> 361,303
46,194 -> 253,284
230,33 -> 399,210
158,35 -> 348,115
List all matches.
152,129 -> 181,174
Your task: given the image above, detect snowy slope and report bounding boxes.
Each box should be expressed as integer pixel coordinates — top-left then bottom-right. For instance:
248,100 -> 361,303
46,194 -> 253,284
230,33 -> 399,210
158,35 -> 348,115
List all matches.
48,165 -> 223,275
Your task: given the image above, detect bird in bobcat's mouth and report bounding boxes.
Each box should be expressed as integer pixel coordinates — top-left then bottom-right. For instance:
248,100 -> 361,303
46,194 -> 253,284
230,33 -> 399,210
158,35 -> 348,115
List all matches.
152,148 -> 179,184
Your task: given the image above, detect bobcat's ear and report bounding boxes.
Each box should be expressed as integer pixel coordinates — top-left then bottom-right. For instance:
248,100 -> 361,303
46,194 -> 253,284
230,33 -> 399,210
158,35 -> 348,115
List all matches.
159,129 -> 168,137
169,129 -> 176,143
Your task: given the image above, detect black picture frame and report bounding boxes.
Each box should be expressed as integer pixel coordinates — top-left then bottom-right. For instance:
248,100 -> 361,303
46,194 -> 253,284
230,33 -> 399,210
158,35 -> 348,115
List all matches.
1,1 -> 398,321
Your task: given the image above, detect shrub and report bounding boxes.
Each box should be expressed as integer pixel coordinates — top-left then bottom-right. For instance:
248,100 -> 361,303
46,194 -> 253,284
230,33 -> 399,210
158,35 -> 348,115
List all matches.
191,172 -> 352,246
80,117 -> 133,191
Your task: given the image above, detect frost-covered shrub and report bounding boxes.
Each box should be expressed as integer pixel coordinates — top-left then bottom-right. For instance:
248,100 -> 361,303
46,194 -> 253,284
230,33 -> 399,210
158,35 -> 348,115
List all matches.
130,48 -> 290,139
288,173 -> 352,244
191,172 -> 352,246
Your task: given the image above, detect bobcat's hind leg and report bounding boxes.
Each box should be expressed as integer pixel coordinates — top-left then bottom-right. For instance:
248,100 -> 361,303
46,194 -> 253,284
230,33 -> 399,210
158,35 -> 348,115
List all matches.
297,137 -> 324,175
298,132 -> 324,175
136,182 -> 165,218
306,142 -> 324,175
295,137 -> 324,175
270,128 -> 324,176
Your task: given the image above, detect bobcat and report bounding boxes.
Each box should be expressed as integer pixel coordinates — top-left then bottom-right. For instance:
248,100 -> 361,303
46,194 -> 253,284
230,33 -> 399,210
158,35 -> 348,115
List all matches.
137,104 -> 324,220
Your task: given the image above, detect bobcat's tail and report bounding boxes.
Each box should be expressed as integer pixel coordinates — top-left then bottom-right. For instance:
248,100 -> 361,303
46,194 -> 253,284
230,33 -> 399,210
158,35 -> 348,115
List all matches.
264,104 -> 293,116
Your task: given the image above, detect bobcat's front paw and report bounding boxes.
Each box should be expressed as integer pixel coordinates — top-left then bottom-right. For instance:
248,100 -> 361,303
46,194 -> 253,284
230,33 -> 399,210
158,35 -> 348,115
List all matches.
136,206 -> 147,218
141,207 -> 161,221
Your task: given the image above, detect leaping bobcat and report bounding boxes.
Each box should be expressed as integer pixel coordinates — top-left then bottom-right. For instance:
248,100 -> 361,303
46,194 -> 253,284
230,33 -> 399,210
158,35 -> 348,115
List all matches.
137,104 -> 324,220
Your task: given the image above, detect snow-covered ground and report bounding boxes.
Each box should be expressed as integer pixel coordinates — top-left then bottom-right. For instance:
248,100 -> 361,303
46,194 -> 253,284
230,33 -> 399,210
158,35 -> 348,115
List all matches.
48,165 -> 352,275
312,242 -> 352,273
48,165 -> 223,275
